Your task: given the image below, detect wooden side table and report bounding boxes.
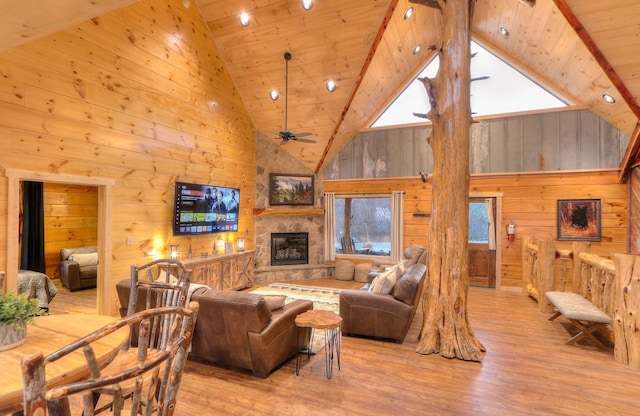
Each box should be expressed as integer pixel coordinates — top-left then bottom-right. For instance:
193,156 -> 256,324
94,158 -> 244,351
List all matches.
295,309 -> 342,379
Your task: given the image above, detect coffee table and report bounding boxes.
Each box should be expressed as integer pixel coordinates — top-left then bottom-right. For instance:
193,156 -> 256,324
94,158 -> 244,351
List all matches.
295,309 -> 342,379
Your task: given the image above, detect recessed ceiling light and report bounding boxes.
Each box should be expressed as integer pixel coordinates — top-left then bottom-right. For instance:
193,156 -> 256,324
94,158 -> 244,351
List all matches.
182,0 -> 190,8
239,12 -> 250,27
326,80 -> 337,92
602,93 -> 616,103
404,7 -> 414,20
412,45 -> 422,55
269,90 -> 279,100
302,0 -> 313,10
499,26 -> 510,37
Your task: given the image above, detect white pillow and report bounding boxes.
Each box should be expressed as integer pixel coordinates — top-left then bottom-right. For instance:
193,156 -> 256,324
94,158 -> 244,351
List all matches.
156,270 -> 179,284
370,266 -> 399,294
69,252 -> 98,267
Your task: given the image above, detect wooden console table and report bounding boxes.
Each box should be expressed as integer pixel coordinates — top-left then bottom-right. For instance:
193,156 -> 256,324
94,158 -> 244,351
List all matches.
181,250 -> 254,290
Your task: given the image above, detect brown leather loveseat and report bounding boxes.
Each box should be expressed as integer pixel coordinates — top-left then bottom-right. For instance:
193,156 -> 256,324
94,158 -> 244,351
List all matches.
339,247 -> 427,343
116,280 -> 312,378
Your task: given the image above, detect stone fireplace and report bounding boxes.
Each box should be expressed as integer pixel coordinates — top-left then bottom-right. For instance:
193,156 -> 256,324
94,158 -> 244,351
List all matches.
271,232 -> 309,266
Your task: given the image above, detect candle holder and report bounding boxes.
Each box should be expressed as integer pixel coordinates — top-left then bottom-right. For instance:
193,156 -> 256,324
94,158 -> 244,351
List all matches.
237,237 -> 245,252
168,244 -> 180,260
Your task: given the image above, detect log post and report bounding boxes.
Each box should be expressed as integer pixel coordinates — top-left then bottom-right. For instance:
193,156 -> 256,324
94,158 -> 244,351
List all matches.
412,0 -> 484,361
611,253 -> 640,367
522,236 -> 536,299
537,239 -> 556,313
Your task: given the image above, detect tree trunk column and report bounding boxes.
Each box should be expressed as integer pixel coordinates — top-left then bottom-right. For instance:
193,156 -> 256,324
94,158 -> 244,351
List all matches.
414,0 -> 484,361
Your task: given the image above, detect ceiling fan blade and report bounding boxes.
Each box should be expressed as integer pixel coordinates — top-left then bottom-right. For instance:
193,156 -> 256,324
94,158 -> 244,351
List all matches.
291,137 -> 317,143
292,132 -> 313,137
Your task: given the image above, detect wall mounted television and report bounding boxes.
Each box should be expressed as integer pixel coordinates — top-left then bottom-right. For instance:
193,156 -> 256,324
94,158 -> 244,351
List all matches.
173,181 -> 240,235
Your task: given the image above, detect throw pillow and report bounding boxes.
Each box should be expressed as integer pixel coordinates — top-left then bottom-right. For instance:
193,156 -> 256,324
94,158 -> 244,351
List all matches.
370,266 -> 399,294
156,270 -> 179,284
262,295 -> 287,311
354,262 -> 373,283
393,275 -> 418,305
335,260 -> 355,281
69,252 -> 98,267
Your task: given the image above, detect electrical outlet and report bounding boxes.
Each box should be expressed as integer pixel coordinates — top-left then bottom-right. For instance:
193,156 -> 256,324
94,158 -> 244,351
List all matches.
126,236 -> 133,246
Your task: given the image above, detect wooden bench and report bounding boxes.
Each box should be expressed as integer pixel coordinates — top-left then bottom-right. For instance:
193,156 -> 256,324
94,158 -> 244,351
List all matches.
545,291 -> 611,347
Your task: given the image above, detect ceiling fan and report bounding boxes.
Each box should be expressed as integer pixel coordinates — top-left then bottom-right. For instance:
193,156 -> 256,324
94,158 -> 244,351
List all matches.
269,52 -> 316,145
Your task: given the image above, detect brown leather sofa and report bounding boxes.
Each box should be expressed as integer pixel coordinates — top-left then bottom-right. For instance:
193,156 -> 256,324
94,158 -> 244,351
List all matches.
116,279 -> 312,378
339,262 -> 427,343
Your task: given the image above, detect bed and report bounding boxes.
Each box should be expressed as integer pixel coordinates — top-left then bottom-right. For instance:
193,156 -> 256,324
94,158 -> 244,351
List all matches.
18,270 -> 58,311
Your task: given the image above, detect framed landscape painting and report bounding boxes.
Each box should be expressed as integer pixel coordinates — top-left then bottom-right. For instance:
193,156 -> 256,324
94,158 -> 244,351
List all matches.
557,199 -> 601,241
269,173 -> 314,206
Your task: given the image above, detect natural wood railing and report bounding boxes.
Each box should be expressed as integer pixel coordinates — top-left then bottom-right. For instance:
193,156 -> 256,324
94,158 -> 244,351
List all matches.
572,247 -> 615,317
522,238 -> 640,367
522,236 -> 556,313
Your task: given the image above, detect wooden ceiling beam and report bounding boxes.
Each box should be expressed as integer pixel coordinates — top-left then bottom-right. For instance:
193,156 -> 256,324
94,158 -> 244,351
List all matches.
552,0 -> 640,121
315,0 -> 401,173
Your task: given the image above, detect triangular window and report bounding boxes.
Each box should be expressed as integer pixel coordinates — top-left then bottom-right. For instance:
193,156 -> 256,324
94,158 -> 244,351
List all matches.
371,41 -> 568,128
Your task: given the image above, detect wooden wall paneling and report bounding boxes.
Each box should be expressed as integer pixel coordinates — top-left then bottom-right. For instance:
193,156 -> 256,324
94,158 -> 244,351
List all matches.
372,129 -> 389,178
414,126 -> 432,174
0,0 -> 256,311
43,183 -> 98,280
324,169 -> 627,289
579,110 -> 600,168
558,110 -> 579,169
506,117 -> 523,172
488,119 -> 507,173
522,116 -> 542,172
384,129 -> 403,177
541,112 -> 560,171
341,136 -> 356,180
399,128 -> 415,177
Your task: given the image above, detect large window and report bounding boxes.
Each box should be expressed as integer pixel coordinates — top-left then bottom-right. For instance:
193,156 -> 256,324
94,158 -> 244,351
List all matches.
335,196 -> 391,256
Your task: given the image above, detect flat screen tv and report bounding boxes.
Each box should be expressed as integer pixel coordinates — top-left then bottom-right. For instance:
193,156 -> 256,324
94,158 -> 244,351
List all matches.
173,181 -> 240,235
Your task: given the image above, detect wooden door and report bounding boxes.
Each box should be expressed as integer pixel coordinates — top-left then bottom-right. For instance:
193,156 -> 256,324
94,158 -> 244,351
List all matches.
468,198 -> 496,288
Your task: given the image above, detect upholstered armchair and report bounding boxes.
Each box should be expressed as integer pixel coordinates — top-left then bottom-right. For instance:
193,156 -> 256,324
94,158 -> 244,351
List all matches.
59,246 -> 98,291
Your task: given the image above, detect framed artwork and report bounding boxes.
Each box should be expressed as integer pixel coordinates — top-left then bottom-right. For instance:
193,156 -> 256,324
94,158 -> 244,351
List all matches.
557,199 -> 601,241
269,173 -> 314,206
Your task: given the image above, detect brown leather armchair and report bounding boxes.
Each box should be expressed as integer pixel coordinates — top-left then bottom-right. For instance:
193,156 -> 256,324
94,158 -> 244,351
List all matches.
116,279 -> 313,378
59,246 -> 98,291
339,262 -> 427,343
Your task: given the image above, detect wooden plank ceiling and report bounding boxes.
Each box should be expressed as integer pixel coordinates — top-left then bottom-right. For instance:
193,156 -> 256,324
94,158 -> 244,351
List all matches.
1,0 -> 639,173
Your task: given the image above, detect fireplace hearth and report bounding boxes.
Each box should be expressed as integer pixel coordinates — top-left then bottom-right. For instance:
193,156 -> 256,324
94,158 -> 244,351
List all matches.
271,232 -> 309,266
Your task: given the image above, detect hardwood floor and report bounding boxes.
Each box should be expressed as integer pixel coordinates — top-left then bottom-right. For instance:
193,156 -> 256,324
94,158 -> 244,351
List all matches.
175,282 -> 640,416
48,279 -> 97,315
44,279 -> 640,415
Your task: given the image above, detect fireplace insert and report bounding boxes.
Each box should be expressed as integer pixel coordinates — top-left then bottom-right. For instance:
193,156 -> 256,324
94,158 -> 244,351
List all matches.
271,232 -> 309,266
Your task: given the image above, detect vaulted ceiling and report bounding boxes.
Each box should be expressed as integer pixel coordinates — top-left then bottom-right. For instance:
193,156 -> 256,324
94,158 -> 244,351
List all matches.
2,0 -> 639,174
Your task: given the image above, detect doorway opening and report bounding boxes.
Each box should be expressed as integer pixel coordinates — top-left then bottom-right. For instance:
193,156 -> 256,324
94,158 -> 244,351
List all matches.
468,194 -> 502,289
5,169 -> 114,314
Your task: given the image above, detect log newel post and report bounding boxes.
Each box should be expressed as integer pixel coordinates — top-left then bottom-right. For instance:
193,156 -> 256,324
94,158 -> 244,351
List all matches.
537,239 -> 556,313
611,253 -> 640,367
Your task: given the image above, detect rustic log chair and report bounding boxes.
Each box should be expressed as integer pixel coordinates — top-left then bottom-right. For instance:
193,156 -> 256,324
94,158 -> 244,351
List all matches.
21,303 -> 199,416
91,259 -> 192,413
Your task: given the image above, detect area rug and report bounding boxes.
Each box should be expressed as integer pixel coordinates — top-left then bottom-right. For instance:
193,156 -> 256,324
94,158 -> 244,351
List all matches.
250,283 -> 342,353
